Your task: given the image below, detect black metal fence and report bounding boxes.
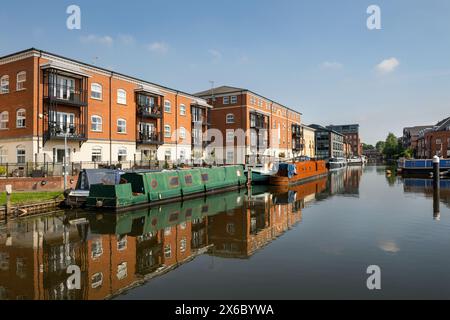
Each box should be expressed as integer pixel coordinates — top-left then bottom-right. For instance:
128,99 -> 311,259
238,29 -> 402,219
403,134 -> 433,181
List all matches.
0,161 -> 172,178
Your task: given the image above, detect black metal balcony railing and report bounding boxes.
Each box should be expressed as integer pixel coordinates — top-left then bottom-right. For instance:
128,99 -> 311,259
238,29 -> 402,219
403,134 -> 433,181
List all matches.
250,114 -> 268,129
292,126 -> 302,137
48,122 -> 87,140
137,105 -> 162,118
138,132 -> 162,145
192,115 -> 210,126
44,84 -> 88,107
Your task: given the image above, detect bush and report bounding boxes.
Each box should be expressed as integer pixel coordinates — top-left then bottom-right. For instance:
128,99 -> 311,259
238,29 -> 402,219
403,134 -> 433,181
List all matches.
0,166 -> 6,176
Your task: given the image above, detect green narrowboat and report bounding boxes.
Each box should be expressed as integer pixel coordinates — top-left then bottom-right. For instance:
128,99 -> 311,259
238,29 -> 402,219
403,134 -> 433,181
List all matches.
86,165 -> 247,211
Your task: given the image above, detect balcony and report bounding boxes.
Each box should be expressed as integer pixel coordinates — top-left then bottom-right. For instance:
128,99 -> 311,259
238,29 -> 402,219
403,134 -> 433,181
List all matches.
250,113 -> 268,130
44,84 -> 88,107
292,125 -> 302,138
137,105 -> 162,119
48,122 -> 87,141
138,132 -> 163,145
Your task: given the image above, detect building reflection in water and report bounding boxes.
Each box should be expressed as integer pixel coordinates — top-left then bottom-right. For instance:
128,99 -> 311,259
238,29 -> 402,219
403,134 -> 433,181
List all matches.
0,168 -> 362,300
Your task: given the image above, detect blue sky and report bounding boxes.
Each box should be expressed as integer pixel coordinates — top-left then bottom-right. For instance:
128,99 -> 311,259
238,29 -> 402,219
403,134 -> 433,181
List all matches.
1,0 -> 450,144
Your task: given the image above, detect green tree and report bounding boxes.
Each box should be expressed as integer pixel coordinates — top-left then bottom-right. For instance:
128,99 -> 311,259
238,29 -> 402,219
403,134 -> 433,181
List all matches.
362,143 -> 375,151
382,133 -> 406,160
375,141 -> 385,153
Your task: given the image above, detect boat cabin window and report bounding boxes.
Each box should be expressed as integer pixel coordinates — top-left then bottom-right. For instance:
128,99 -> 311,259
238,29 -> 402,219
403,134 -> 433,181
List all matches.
185,208 -> 193,217
169,176 -> 179,187
201,173 -> 209,182
184,175 -> 193,185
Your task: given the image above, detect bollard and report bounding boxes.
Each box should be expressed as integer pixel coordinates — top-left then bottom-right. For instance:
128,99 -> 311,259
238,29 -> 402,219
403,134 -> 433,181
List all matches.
5,184 -> 12,221
433,156 -> 440,220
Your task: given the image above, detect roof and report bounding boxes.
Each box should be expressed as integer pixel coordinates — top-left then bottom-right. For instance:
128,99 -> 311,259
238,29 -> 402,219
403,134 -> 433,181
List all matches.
0,47 -> 208,102
435,117 -> 450,131
194,85 -> 302,116
403,125 -> 434,136
309,124 -> 344,136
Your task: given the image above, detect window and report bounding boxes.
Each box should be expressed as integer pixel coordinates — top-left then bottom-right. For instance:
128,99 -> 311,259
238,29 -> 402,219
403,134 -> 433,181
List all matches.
117,119 -> 126,133
169,176 -> 179,187
0,147 -> 6,164
16,109 -> 26,128
117,236 -> 127,251
91,273 -> 103,289
226,131 -> 234,143
180,149 -> 186,162
226,151 -> 234,164
180,238 -> 187,253
164,125 -> 171,138
91,115 -> 102,132
180,104 -> 186,116
230,96 -> 237,104
179,127 -> 186,140
91,83 -> 102,100
0,112 -> 8,129
226,114 -> 235,124
165,150 -> 171,161
16,72 -> 26,91
117,89 -> 127,104
164,100 -> 171,113
0,76 -> 9,94
164,244 -> 172,258
92,147 -> 102,162
223,96 -> 230,104
91,238 -> 103,259
17,147 -> 25,164
118,148 -> 127,162
117,262 -> 128,280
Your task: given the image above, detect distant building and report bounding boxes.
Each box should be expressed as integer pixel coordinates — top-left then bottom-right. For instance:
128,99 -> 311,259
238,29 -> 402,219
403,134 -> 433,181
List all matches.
301,125 -> 316,158
326,124 -> 362,156
363,149 -> 384,163
402,125 -> 434,156
417,117 -> 450,159
309,124 -> 345,159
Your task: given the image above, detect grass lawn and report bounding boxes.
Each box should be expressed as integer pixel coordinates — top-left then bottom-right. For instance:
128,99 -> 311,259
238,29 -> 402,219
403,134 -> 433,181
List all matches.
0,191 -> 64,206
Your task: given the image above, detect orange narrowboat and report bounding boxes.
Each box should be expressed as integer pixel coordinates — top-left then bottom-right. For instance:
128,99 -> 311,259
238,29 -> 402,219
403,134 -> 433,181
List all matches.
269,160 -> 328,187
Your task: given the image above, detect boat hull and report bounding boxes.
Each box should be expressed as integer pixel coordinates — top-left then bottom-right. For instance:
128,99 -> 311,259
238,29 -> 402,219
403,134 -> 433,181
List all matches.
269,160 -> 328,187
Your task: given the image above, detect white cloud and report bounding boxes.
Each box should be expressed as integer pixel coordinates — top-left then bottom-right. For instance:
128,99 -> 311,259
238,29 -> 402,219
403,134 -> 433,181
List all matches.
147,42 -> 169,54
208,49 -> 222,62
376,57 -> 400,74
320,61 -> 343,70
80,34 -> 114,46
117,34 -> 135,46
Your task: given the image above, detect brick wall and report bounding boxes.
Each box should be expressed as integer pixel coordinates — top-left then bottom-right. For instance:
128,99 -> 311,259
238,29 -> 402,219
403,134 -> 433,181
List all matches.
0,175 -> 78,191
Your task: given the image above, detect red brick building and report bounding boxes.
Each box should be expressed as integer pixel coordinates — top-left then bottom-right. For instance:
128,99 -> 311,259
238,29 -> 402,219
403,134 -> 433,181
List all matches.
417,117 -> 450,159
195,86 -> 303,164
0,48 -> 211,169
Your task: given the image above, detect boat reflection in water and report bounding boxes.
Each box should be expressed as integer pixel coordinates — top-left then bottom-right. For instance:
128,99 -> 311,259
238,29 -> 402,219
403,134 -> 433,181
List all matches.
403,178 -> 450,220
0,170 -> 362,300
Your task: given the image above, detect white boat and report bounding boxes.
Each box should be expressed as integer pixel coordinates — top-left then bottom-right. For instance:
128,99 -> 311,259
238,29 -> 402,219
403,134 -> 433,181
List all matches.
329,158 -> 347,170
347,156 -> 364,166
246,162 -> 279,183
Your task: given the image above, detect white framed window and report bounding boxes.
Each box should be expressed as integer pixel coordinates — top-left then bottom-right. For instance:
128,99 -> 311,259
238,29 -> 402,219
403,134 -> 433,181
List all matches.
91,83 -> 103,100
0,76 -> 9,94
164,125 -> 171,138
16,72 -> 26,91
117,262 -> 128,280
117,89 -> 127,105
0,147 -> 7,164
179,127 -> 186,139
179,149 -> 186,162
165,150 -> 171,161
226,114 -> 235,124
91,272 -> 103,289
91,115 -> 103,132
92,147 -> 102,162
223,96 -> 230,104
230,96 -> 237,104
16,109 -> 26,128
180,104 -> 186,116
0,111 -> 9,129
180,238 -> 187,253
226,131 -> 234,143
16,147 -> 26,164
226,151 -> 234,164
164,244 -> 171,258
118,148 -> 127,162
117,119 -> 127,133
164,100 -> 172,113
117,236 -> 127,251
91,238 -> 103,259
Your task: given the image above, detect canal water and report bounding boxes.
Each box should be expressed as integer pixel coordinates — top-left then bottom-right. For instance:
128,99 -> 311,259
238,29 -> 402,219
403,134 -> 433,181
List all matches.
1,166 -> 450,300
